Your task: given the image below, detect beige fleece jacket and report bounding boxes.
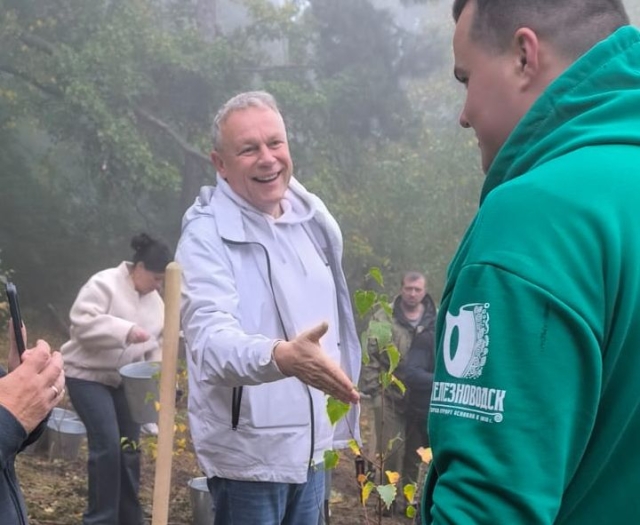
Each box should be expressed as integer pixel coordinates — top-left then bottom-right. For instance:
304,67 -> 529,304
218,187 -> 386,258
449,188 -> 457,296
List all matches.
62,261 -> 164,387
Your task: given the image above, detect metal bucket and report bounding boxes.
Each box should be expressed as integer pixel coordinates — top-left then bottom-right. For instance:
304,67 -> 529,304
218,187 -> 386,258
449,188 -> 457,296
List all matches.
46,417 -> 86,461
24,407 -> 81,456
188,477 -> 215,525
119,361 -> 161,424
51,407 -> 80,422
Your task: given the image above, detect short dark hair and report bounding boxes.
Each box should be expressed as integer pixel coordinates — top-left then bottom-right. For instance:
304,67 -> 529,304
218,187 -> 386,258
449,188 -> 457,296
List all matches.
452,0 -> 629,58
130,233 -> 172,273
402,271 -> 427,287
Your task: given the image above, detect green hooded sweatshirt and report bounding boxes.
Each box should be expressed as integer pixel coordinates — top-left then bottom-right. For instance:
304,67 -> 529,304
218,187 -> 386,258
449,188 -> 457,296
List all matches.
423,25 -> 640,524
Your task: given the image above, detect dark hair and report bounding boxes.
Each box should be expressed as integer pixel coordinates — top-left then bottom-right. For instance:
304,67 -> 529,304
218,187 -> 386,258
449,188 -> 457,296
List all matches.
402,271 -> 427,287
452,0 -> 629,58
130,233 -> 172,273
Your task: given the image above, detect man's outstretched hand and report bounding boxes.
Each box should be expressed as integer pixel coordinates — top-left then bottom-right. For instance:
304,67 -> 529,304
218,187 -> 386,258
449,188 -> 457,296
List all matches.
273,322 -> 359,405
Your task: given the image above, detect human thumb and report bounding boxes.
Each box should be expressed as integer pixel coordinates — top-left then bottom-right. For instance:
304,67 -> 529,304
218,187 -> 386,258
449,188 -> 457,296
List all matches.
306,322 -> 329,344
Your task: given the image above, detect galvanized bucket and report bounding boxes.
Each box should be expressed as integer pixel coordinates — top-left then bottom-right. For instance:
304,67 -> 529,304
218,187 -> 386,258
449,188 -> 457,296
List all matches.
188,477 -> 215,525
46,417 -> 86,461
25,407 -> 81,456
119,361 -> 161,424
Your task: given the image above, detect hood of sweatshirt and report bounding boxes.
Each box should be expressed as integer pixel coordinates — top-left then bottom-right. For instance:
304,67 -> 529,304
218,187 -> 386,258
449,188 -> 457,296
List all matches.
182,174 -> 318,235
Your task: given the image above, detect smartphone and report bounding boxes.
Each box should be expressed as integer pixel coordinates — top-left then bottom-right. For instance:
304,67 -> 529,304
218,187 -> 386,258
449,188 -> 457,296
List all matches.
5,282 -> 26,357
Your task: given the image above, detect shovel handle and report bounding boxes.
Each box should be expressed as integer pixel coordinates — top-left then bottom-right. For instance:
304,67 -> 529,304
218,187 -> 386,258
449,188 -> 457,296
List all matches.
151,262 -> 182,525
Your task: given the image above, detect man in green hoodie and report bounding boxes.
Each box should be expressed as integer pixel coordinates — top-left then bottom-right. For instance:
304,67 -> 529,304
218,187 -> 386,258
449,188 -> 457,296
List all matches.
423,1 -> 640,524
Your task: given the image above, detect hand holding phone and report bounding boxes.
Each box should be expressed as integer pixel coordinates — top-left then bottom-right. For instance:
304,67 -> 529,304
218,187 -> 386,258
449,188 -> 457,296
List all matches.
5,282 -> 26,357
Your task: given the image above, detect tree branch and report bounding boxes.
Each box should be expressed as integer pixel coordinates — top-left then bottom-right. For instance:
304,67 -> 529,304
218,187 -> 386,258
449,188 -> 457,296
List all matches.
20,33 -> 56,55
0,64 -> 62,97
1,48 -> 210,168
133,106 -> 211,164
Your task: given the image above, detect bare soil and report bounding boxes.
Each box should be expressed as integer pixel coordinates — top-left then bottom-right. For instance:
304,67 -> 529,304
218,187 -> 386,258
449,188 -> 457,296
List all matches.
3,328 -> 411,525
16,401 -> 411,525
17,439 -> 411,525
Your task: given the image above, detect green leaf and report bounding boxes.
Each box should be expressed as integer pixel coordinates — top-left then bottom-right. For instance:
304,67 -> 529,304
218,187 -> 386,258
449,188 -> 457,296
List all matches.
379,295 -> 393,318
324,449 -> 340,470
326,397 -> 350,425
385,343 -> 401,374
386,433 -> 402,452
390,375 -> 406,395
360,330 -> 370,365
354,289 -> 377,318
348,439 -> 361,456
403,482 -> 416,503
120,437 -> 138,451
368,267 -> 384,287
406,505 -> 417,518
376,484 -> 397,509
361,480 -> 375,505
368,320 -> 392,350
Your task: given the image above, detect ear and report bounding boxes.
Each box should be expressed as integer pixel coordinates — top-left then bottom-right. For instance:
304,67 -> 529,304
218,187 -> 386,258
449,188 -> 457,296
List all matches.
512,27 -> 541,90
210,150 -> 226,176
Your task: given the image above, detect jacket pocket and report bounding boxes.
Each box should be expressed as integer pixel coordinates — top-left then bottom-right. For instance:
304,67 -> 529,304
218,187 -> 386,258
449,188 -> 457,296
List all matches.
241,378 -> 309,429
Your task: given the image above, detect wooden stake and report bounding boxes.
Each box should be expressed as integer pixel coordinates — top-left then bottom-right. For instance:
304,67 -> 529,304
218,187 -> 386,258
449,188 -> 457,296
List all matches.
151,262 -> 182,525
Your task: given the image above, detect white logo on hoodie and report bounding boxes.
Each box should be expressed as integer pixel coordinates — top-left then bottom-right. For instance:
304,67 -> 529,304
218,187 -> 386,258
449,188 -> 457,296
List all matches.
443,303 -> 490,379
432,303 -> 505,423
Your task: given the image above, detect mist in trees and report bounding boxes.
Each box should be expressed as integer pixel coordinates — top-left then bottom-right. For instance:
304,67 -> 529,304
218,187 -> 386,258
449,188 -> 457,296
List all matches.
2,0 -> 638,321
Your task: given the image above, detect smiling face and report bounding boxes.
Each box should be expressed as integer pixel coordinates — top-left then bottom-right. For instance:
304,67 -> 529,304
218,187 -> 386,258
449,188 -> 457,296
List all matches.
453,1 -> 526,173
211,105 -> 293,217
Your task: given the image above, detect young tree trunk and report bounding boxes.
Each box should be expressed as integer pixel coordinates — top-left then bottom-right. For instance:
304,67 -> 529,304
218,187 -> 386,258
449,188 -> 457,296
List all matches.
196,0 -> 218,41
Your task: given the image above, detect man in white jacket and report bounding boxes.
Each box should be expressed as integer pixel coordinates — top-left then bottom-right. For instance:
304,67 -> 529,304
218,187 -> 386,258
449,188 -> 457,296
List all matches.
176,91 -> 361,525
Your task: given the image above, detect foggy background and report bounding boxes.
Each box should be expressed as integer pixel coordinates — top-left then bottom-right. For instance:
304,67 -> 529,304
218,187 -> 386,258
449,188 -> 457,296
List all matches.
1,0 -> 639,330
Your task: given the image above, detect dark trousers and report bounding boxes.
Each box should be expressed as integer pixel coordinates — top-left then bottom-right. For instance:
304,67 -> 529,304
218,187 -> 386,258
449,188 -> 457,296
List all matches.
67,377 -> 143,525
403,412 -> 430,487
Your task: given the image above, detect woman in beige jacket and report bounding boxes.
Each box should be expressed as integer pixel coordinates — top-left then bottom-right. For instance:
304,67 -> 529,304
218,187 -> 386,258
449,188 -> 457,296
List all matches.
62,233 -> 171,525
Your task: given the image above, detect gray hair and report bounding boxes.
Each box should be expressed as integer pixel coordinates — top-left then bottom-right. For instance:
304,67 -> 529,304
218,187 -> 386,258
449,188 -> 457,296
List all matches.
211,91 -> 282,152
452,0 -> 629,58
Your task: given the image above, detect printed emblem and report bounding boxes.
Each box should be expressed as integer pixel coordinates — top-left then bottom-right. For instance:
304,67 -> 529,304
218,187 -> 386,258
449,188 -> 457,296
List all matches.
443,303 -> 490,379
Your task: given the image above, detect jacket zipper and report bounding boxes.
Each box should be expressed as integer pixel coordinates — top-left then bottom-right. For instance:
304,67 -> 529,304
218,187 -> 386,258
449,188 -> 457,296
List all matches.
223,238 -> 316,466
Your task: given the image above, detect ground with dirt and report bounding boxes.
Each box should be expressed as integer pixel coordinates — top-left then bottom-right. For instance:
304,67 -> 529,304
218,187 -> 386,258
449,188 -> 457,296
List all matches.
3,327 -> 414,525
17,437 -> 412,525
